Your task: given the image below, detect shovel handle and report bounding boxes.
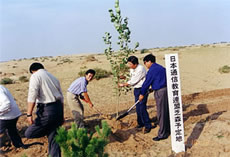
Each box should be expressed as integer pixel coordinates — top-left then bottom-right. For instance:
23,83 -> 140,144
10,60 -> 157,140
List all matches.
116,89 -> 153,121
127,100 -> 140,112
93,107 -> 102,115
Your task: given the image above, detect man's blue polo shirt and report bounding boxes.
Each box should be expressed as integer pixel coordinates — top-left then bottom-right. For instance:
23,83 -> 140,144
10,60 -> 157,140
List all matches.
68,77 -> 88,95
140,63 -> 167,95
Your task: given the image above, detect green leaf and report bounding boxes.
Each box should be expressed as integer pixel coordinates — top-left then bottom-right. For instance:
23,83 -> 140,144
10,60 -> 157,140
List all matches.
135,42 -> 139,48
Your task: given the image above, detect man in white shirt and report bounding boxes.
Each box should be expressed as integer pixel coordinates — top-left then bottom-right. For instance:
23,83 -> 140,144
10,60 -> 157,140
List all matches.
25,62 -> 64,157
118,56 -> 152,134
0,85 -> 27,149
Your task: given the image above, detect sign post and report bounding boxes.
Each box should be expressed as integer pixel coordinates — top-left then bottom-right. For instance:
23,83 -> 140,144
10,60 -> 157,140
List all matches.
165,54 -> 185,153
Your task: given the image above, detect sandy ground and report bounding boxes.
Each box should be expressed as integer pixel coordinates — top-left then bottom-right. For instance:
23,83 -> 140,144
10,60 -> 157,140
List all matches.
0,43 -> 230,157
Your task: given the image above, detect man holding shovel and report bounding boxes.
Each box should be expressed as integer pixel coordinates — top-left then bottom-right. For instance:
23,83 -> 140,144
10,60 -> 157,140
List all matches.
67,69 -> 95,128
139,54 -> 170,141
118,56 -> 152,134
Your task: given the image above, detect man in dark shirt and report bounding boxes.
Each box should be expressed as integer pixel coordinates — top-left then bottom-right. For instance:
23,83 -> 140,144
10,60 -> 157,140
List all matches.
139,54 -> 170,141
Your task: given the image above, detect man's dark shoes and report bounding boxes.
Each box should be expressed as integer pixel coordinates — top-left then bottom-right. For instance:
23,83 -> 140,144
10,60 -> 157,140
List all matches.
152,136 -> 168,141
135,125 -> 144,129
144,128 -> 151,134
15,143 -> 29,149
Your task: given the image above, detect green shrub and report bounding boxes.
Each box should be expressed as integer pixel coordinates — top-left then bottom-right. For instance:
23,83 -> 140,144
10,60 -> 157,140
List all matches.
80,66 -> 87,70
1,78 -> 13,84
56,58 -> 73,65
20,154 -> 28,157
19,76 -> 29,82
219,65 -> 230,73
61,58 -> 73,64
85,55 -> 98,62
55,120 -> 111,157
51,58 -> 58,62
78,68 -> 112,80
140,49 -> 149,54
33,58 -> 39,61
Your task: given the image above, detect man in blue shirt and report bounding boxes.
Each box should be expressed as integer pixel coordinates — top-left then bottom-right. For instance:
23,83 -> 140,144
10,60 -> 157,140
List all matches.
67,69 -> 95,128
139,54 -> 170,141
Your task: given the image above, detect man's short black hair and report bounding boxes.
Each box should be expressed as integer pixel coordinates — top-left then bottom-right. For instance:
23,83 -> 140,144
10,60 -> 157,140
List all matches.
143,54 -> 156,63
29,62 -> 44,74
85,69 -> 96,76
127,56 -> 139,65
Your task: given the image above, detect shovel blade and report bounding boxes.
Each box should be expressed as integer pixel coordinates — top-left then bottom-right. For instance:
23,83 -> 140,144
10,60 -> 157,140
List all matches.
116,112 -> 129,121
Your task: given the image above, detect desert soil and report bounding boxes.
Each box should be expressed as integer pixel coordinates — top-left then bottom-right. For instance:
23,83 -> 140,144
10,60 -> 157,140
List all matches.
0,43 -> 230,157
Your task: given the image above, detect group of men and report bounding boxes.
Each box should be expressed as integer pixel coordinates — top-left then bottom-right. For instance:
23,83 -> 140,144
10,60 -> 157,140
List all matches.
0,53 -> 170,157
0,62 -> 95,157
119,54 -> 170,141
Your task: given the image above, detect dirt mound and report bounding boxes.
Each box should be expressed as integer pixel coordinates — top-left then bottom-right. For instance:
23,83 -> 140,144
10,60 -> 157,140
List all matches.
1,88 -> 230,157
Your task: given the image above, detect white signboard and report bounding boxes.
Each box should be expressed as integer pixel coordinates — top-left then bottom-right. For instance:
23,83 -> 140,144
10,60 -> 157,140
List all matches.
165,54 -> 185,153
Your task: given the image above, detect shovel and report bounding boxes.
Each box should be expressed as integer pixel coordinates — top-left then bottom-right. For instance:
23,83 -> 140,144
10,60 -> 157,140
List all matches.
93,106 -> 112,119
116,89 -> 153,121
116,100 -> 140,120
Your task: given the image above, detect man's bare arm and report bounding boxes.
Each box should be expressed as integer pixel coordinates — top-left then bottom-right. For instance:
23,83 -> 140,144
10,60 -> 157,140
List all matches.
27,102 -> 35,125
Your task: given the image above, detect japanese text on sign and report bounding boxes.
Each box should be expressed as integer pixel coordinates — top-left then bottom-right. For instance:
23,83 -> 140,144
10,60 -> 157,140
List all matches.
165,54 -> 185,153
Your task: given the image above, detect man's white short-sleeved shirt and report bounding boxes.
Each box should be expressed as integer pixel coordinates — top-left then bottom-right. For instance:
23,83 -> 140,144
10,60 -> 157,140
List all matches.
28,69 -> 64,104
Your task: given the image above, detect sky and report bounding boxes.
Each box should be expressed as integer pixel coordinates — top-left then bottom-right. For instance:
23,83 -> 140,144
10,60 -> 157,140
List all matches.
0,0 -> 230,62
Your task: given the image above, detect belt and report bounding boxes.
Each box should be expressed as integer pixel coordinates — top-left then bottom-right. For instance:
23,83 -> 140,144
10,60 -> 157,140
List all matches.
36,100 -> 60,118
155,87 -> 167,92
68,91 -> 84,100
75,93 -> 84,100
38,100 -> 61,107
